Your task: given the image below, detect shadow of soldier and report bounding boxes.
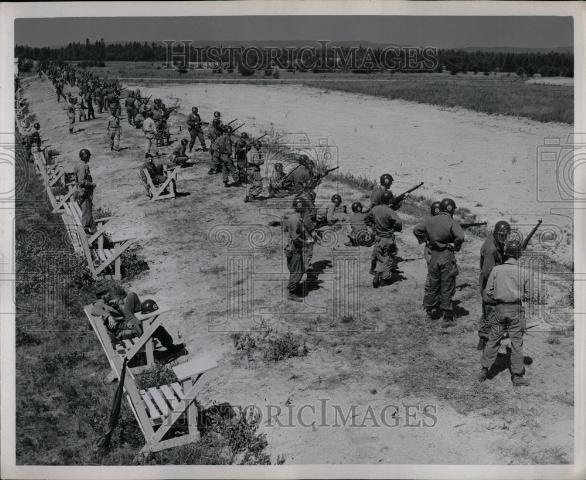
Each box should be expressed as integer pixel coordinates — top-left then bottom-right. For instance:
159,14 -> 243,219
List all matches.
301,259 -> 333,297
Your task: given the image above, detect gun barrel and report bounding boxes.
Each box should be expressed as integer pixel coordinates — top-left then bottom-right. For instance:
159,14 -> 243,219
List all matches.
521,219 -> 542,250
227,118 -> 237,125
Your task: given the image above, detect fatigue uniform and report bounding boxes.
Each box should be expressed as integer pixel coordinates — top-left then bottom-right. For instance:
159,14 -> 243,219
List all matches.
365,205 -> 402,281
208,119 -> 223,171
24,126 -> 41,161
286,164 -> 312,193
142,159 -> 176,194
479,235 -> 505,341
107,114 -> 121,150
85,91 -> 95,120
347,211 -> 367,245
268,169 -> 289,197
95,87 -> 104,113
245,151 -> 264,198
317,203 -> 344,225
125,96 -> 136,125
91,299 -> 140,340
55,82 -> 65,102
413,213 -> 464,315
74,160 -> 95,230
187,112 -> 206,151
481,258 -> 528,376
77,95 -> 87,122
285,213 -> 310,295
67,105 -> 76,134
234,138 -> 251,183
217,133 -> 239,184
370,186 -> 391,207
296,192 -> 317,268
171,143 -> 189,166
142,117 -> 158,157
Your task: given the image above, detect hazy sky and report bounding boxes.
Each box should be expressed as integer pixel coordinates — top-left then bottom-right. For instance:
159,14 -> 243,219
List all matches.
15,16 -> 573,49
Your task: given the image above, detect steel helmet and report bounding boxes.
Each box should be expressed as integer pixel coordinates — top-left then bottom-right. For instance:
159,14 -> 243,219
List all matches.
214,111 -> 221,118
331,194 -> 342,205
181,138 -> 189,145
440,198 -> 456,215
192,106 -> 198,112
430,201 -> 441,216
274,162 -> 283,170
33,122 -> 40,129
241,132 -> 248,138
79,149 -> 91,161
298,154 -> 309,164
380,173 -> 394,187
493,220 -> 511,244
381,190 -> 394,206
351,201 -> 363,213
140,298 -> 159,314
223,125 -> 233,133
504,238 -> 522,259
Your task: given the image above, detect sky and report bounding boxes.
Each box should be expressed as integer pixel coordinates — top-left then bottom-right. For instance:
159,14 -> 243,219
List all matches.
15,16 -> 573,50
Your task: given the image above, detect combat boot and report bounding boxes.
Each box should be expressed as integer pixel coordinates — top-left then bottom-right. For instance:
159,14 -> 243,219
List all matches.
369,260 -> 377,275
477,337 -> 487,350
373,273 -> 381,288
512,375 -> 530,387
441,310 -> 454,328
478,367 -> 488,382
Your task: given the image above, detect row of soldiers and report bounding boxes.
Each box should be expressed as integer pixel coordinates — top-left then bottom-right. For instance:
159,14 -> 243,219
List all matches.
36,62 -> 534,387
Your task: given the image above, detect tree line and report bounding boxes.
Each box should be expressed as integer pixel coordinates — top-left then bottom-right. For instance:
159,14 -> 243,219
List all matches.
15,40 -> 573,77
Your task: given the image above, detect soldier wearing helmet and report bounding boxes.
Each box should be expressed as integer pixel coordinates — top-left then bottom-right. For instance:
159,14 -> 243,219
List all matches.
479,238 -> 530,386
345,201 -> 370,247
107,110 -> 122,151
369,173 -> 396,210
430,201 -> 441,216
476,220 -> 512,350
234,132 -> 252,183
365,190 -> 403,288
23,122 -> 42,161
142,110 -> 159,158
125,91 -> 137,126
92,287 -> 185,356
187,106 -> 207,152
216,125 -> 239,187
317,193 -> 345,226
169,138 -> 190,167
207,113 -> 224,174
284,197 -> 315,302
268,162 -> 290,198
286,156 -> 312,195
421,201 -> 443,316
74,149 -> 96,234
413,197 -> 465,325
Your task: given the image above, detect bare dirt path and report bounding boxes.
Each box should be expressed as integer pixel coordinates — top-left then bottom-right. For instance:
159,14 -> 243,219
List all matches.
25,77 -> 573,464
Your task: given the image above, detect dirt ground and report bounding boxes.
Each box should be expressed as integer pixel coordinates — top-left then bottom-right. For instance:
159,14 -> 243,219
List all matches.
22,76 -> 574,464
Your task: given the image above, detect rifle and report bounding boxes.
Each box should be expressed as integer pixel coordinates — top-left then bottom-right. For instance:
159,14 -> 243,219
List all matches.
315,166 -> 339,181
521,219 -> 542,250
226,118 -> 237,126
391,182 -> 424,209
232,123 -> 245,134
461,221 -> 487,229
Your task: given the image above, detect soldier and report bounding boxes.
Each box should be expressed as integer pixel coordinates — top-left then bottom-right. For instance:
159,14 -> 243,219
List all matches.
344,201 -> 368,246
317,194 -> 346,226
142,111 -> 158,158
107,112 -> 121,151
244,145 -> 265,202
286,154 -> 312,194
365,191 -> 403,288
23,122 -> 42,161
74,149 -> 96,234
66,103 -> 76,134
413,198 -> 465,326
477,221 -> 511,350
370,173 -> 395,209
170,138 -> 190,167
285,197 -> 315,302
143,155 -> 176,194
207,111 -> 223,174
92,287 -> 185,356
420,201 -> 442,314
95,84 -> 104,113
77,91 -> 87,122
55,79 -> 65,102
268,162 -> 291,198
217,125 -> 240,187
187,106 -> 207,152
235,132 -> 252,183
85,88 -> 95,120
124,92 -> 136,126
479,239 -> 530,387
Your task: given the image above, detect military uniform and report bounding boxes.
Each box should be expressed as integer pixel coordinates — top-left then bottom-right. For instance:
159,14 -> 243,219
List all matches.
479,235 -> 505,342
107,114 -> 121,150
234,138 -> 251,183
285,212 -> 311,296
142,117 -> 158,157
67,105 -> 76,134
171,143 -> 189,166
286,164 -> 312,194
245,151 -> 264,199
268,168 -> 290,198
208,118 -> 223,172
413,213 -> 464,317
365,205 -> 402,283
125,96 -> 136,125
74,159 -> 95,231
347,211 -> 367,245
217,132 -> 239,185
187,112 -> 206,151
143,159 -> 176,194
481,258 -> 528,377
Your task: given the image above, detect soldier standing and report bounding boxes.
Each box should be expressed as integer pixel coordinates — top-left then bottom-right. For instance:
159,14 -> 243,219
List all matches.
413,198 -> 465,326
479,239 -> 530,387
285,197 -> 315,302
365,190 -> 403,288
66,103 -> 76,134
125,92 -> 136,126
217,125 -> 240,187
477,221 -> 511,350
207,111 -> 223,174
74,149 -> 96,234
142,111 -> 158,158
244,145 -> 265,202
107,112 -> 121,151
187,106 -> 207,152
235,132 -> 252,183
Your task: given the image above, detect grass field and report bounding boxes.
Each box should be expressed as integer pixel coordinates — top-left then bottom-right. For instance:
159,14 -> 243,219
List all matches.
84,62 -> 573,124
